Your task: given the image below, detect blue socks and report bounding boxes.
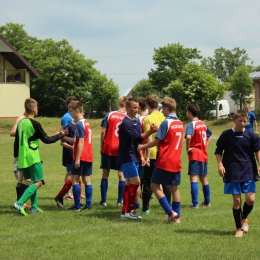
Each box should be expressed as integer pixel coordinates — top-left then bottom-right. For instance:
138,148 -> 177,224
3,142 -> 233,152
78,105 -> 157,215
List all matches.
190,182 -> 199,206
203,184 -> 210,205
72,184 -> 81,209
118,180 -> 125,203
172,201 -> 181,218
158,196 -> 172,215
85,184 -> 93,209
100,179 -> 108,203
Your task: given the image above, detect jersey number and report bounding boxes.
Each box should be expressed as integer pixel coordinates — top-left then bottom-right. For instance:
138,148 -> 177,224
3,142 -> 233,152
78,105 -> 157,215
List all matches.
175,132 -> 182,150
199,130 -> 207,146
114,122 -> 122,137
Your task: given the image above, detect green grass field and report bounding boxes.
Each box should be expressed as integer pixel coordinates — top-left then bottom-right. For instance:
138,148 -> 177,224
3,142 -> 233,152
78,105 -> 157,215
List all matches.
1,118 -> 260,259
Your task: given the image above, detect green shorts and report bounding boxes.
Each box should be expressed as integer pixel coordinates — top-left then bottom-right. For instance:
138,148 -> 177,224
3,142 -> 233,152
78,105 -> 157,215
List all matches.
23,162 -> 44,182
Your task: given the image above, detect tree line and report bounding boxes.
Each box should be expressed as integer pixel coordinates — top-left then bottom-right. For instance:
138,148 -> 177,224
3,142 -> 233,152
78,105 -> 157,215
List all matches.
1,23 -> 259,119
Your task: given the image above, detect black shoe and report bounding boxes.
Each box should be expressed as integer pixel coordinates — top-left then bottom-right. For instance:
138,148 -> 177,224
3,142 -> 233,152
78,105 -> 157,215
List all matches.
54,197 -> 64,208
68,205 -> 81,211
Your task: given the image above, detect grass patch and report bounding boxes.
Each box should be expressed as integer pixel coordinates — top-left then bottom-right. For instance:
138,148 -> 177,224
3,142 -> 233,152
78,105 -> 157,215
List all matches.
1,118 -> 260,259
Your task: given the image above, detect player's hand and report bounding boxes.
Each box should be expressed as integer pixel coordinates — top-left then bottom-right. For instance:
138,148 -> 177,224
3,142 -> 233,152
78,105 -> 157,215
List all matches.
257,166 -> 260,177
218,163 -> 225,177
74,160 -> 80,169
61,128 -> 69,136
140,157 -> 146,166
146,158 -> 150,167
187,148 -> 193,155
150,123 -> 158,133
137,144 -> 144,151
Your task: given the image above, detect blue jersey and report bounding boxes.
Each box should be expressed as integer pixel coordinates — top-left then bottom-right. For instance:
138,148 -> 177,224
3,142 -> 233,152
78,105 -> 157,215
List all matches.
245,111 -> 257,132
117,116 -> 143,165
215,128 -> 260,182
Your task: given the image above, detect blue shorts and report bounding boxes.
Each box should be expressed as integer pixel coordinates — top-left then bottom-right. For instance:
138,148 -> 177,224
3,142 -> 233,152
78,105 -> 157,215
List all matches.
151,167 -> 181,186
121,162 -> 139,178
100,153 -> 120,171
224,180 -> 256,194
188,161 -> 207,175
66,163 -> 73,172
71,161 -> 92,176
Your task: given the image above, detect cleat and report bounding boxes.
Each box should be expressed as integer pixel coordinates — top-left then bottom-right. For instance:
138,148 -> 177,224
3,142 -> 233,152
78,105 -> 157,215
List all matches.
235,229 -> 244,237
189,204 -> 199,209
31,207 -> 43,213
117,202 -> 123,207
173,217 -> 181,223
13,203 -> 28,216
54,197 -> 64,208
80,195 -> 86,199
138,209 -> 150,215
200,202 -> 211,207
66,194 -> 74,201
23,203 -> 31,210
98,201 -> 107,206
125,210 -> 142,220
68,205 -> 81,211
121,213 -> 128,218
242,218 -> 249,233
163,211 -> 178,223
81,206 -> 91,210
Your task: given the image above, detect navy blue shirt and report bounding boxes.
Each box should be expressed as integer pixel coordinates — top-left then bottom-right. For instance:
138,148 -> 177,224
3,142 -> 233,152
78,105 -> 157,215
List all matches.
215,128 -> 260,182
117,116 -> 143,165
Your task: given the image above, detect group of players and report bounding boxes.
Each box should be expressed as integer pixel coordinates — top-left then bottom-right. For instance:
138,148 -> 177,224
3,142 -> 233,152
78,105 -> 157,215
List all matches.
12,95 -> 260,238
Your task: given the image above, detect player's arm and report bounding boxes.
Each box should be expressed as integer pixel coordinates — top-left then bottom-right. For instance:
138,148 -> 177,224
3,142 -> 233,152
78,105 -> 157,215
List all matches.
60,140 -> 73,150
100,127 -> 107,152
186,134 -> 192,155
138,138 -> 160,151
254,120 -> 258,135
75,138 -> 84,168
215,153 -> 225,177
10,115 -> 24,137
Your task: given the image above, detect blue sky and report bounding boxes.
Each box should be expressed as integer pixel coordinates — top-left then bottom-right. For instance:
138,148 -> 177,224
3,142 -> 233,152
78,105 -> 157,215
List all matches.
1,0 -> 260,96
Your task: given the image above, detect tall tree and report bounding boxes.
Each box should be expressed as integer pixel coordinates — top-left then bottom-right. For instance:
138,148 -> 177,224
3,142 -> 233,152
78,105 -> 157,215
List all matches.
129,79 -> 158,98
229,66 -> 254,109
201,47 -> 252,83
148,43 -> 202,96
164,63 -> 228,119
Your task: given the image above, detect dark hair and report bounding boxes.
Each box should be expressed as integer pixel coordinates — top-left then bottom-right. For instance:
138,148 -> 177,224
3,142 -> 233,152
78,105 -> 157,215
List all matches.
66,96 -> 77,106
137,97 -> 146,111
187,104 -> 200,117
126,97 -> 138,107
68,101 -> 84,113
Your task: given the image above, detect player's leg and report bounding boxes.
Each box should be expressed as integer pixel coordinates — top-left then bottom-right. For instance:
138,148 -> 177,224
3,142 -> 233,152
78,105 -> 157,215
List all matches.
170,172 -> 181,222
117,170 -> 125,206
81,162 -> 93,210
232,193 -> 243,237
199,174 -> 211,206
99,153 -> 110,205
65,164 -> 73,200
241,180 -> 256,232
121,178 -> 130,217
189,174 -> 199,208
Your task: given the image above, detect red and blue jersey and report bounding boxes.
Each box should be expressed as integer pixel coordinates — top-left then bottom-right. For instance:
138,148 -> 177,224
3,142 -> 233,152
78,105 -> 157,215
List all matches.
101,111 -> 126,156
73,118 -> 93,163
155,114 -> 183,172
137,114 -> 148,155
186,120 -> 212,163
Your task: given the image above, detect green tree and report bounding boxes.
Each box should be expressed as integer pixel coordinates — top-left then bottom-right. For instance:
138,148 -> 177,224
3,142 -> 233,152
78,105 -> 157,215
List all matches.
129,79 -> 158,98
30,38 -> 96,116
148,43 -> 202,96
201,47 -> 252,83
164,63 -> 228,119
229,66 -> 254,109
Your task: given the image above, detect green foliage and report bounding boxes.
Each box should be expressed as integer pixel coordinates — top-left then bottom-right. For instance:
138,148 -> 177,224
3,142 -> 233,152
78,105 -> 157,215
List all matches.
129,79 -> 158,98
201,47 -> 252,83
148,43 -> 202,96
164,63 -> 228,120
229,66 -> 254,109
0,22 -> 120,117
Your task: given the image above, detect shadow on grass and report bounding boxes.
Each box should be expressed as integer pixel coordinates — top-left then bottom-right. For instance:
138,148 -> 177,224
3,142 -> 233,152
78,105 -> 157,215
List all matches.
174,228 -> 233,236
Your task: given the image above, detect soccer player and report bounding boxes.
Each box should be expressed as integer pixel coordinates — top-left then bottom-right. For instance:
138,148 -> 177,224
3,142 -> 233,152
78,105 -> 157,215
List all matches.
54,119 -> 76,208
10,110 -> 32,210
135,97 -> 149,209
60,95 -> 79,201
215,110 -> 260,237
63,101 -> 93,211
117,98 -> 158,219
13,98 -> 68,216
243,103 -> 258,134
185,104 -> 213,209
99,96 -> 127,206
140,94 -> 171,215
138,97 -> 182,222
